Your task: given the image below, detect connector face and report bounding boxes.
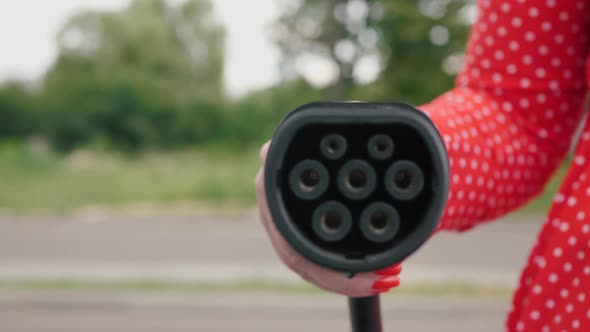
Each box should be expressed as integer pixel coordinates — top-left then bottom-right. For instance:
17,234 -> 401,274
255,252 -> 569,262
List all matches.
265,102 -> 449,273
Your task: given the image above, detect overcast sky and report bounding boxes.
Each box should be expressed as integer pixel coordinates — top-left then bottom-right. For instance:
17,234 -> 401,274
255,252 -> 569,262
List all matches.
0,0 -> 280,96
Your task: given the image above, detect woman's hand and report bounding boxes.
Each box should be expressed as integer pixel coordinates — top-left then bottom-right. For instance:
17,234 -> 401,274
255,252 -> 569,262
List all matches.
255,141 -> 401,298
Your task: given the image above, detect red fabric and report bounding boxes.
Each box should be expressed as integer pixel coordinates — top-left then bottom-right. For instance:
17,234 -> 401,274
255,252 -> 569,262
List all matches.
418,1 -> 590,330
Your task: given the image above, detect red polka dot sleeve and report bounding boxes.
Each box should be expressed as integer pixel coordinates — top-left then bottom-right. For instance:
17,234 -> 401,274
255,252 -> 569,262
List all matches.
418,0 -> 590,232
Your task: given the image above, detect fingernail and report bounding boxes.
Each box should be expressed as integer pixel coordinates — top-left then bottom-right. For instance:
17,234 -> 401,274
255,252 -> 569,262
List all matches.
372,276 -> 400,291
375,264 -> 402,276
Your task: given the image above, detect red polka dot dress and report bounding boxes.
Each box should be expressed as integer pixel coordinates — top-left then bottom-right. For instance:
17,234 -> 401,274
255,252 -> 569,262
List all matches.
418,1 -> 590,331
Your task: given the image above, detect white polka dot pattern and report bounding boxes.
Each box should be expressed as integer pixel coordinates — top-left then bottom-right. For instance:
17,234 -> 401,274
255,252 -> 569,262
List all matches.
416,1 -> 590,331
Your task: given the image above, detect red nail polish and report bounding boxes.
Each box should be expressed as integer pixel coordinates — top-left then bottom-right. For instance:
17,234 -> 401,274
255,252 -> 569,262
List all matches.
375,264 -> 402,276
372,276 -> 400,290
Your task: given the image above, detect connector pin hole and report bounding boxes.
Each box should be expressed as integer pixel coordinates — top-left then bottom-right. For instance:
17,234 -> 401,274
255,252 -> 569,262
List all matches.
300,169 -> 320,190
322,211 -> 343,233
369,211 -> 388,234
394,170 -> 412,190
348,169 -> 367,189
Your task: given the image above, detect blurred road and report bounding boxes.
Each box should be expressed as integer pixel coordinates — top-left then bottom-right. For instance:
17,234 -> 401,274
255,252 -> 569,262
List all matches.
0,212 -> 544,287
0,292 -> 507,332
0,211 -> 544,331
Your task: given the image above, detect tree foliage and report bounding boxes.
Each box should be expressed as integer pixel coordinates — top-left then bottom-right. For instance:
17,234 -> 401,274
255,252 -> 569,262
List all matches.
272,0 -> 472,103
0,0 -> 475,152
37,0 -> 227,151
0,82 -> 40,140
377,0 -> 471,104
45,0 -> 224,104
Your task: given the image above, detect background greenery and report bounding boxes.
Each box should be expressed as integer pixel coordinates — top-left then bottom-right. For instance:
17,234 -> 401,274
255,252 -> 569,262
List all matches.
0,0 -> 564,213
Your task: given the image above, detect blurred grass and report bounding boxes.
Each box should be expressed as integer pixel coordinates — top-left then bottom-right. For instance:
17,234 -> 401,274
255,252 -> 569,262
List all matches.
0,279 -> 511,298
0,141 -> 568,214
0,142 -> 261,213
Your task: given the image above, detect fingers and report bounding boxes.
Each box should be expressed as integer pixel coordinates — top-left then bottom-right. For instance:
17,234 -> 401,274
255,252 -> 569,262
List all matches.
254,140 -> 282,253
370,275 -> 401,293
374,264 -> 402,276
255,170 -> 274,236
255,168 -> 261,185
254,140 -> 270,185
306,266 -> 400,298
260,141 -> 270,161
255,167 -> 299,268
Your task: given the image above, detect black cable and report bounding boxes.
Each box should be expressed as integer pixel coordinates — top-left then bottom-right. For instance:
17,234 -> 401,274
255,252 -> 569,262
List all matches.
348,295 -> 383,332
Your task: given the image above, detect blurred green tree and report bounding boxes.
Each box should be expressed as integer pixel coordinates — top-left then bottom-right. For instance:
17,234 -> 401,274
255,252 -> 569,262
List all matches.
40,0 -> 226,151
376,0 -> 472,104
0,0 -> 476,152
272,0 -> 472,104
272,0 -> 372,99
227,79 -> 325,146
45,0 -> 224,104
0,82 -> 39,140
